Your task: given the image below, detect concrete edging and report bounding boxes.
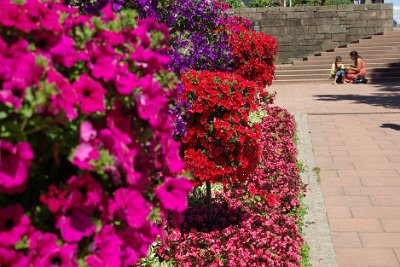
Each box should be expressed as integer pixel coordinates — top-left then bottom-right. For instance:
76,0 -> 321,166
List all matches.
295,112 -> 338,267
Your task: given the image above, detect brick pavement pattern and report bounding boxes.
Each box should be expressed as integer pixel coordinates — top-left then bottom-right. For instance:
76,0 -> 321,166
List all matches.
271,82 -> 400,267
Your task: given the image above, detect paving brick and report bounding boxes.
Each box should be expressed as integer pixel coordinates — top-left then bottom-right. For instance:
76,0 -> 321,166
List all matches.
388,156 -> 400,163
348,149 -> 400,156
326,206 -> 353,218
324,195 -> 371,206
321,177 -> 362,187
351,207 -> 400,219
335,248 -> 400,266
361,177 -> 400,187
338,169 -> 400,178
370,196 -> 400,206
395,249 -> 400,264
331,232 -> 362,247
381,219 -> 400,232
321,186 -> 345,196
360,233 -> 400,248
344,186 -> 400,196
329,218 -> 383,232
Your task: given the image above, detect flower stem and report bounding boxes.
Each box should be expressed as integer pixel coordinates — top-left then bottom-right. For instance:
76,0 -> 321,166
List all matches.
206,181 -> 213,230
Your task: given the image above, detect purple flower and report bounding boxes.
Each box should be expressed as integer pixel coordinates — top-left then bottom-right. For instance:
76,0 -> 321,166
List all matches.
0,204 -> 30,247
0,140 -> 34,194
86,225 -> 123,267
156,177 -> 192,212
73,74 -> 106,114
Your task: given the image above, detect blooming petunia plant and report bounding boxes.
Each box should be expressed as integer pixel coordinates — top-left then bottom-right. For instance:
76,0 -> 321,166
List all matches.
0,0 -> 191,265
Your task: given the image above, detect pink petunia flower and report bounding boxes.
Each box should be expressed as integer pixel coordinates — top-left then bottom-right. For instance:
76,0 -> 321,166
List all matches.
38,243 -> 78,267
0,140 -> 34,194
0,81 -> 26,110
86,225 -> 123,267
55,209 -> 96,243
118,223 -> 159,266
80,121 -> 97,142
39,185 -> 68,213
113,188 -> 151,229
29,231 -> 59,264
73,74 -> 106,114
72,142 -> 99,170
156,177 -> 192,212
0,204 -> 30,247
67,174 -> 104,213
115,63 -> 141,95
50,35 -> 78,68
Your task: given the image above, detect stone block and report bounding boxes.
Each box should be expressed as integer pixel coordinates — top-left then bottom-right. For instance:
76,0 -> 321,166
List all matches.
287,11 -> 305,19
287,26 -> 307,35
332,33 -> 346,42
302,18 -> 316,26
252,12 -> 263,21
367,20 -> 381,27
361,10 -> 378,19
337,4 -> 355,12
255,8 -> 269,12
303,6 -> 318,12
266,7 -> 281,13
381,3 -> 394,10
341,11 -> 361,21
315,11 -> 338,18
354,5 -> 369,11
308,25 -> 317,33
317,5 -> 338,12
261,19 -> 286,27
317,24 -> 331,34
262,27 -> 287,35
287,18 -> 301,26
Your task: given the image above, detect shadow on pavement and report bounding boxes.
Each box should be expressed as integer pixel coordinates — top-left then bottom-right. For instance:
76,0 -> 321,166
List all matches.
314,83 -> 400,109
381,123 -> 400,131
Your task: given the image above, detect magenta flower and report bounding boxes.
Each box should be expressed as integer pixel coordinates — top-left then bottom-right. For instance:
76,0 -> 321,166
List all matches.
55,209 -> 96,243
50,35 -> 77,67
0,246 -> 19,267
39,185 -> 68,213
80,121 -> 97,142
72,142 -> 99,170
73,74 -> 106,114
156,177 -> 192,212
115,64 -> 141,95
47,69 -> 78,120
29,231 -> 59,264
67,174 -> 104,213
38,243 -> 78,267
118,223 -> 159,266
0,81 -> 26,110
131,46 -> 171,74
86,225 -> 123,267
90,56 -> 118,82
0,204 -> 30,247
162,138 -> 185,173
113,188 -> 151,229
0,140 -> 33,194
135,76 -> 168,128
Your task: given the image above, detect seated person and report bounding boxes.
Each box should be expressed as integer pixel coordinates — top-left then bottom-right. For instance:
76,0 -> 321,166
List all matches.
330,56 -> 345,84
344,51 -> 367,83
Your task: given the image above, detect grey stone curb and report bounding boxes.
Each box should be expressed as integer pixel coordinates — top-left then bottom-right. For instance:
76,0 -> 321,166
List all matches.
294,112 -> 338,267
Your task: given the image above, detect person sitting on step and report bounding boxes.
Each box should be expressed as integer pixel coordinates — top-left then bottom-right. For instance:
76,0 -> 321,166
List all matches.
344,50 -> 367,83
330,56 -> 345,85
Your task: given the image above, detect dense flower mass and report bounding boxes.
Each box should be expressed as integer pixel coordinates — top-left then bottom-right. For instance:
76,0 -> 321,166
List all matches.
158,106 -> 305,266
180,70 -> 265,184
0,0 -> 190,265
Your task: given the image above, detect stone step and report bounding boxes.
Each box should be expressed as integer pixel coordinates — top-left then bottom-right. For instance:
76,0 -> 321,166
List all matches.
296,57 -> 400,65
346,41 -> 400,48
276,62 -> 400,70
331,47 -> 399,53
275,67 -> 400,76
272,76 -> 400,84
307,53 -> 400,60
275,71 -> 400,80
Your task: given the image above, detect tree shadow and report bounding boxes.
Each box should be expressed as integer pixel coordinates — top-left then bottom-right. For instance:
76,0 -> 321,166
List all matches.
314,83 -> 400,110
381,123 -> 400,131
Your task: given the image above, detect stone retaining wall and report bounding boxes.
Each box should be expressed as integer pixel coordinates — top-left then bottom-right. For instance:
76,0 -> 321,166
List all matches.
228,4 -> 393,63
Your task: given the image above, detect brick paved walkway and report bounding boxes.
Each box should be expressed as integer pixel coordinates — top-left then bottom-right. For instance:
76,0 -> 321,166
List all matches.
271,82 -> 400,267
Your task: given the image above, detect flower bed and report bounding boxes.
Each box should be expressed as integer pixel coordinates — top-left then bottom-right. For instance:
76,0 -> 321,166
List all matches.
157,106 -> 305,266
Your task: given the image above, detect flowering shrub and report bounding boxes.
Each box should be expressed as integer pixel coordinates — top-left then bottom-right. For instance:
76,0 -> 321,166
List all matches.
180,70 -> 266,184
157,106 -> 305,266
0,1 -> 191,265
246,106 -> 303,213
227,25 -> 278,87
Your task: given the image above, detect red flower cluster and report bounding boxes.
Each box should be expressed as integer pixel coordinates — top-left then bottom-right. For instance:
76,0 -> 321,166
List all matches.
246,106 -> 303,213
227,25 -> 278,88
156,105 -> 305,266
180,70 -> 266,184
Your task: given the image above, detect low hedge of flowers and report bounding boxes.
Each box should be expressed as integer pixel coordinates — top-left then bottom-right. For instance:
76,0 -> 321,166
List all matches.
157,106 -> 304,266
0,1 -> 192,266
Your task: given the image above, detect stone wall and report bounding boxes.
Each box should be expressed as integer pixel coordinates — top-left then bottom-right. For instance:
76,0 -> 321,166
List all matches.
228,4 -> 393,63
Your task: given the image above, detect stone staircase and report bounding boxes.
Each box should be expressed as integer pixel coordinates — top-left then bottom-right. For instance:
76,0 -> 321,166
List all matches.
274,30 -> 400,84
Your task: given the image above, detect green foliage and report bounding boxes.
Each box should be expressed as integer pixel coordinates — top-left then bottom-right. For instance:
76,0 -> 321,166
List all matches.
138,240 -> 175,267
300,243 -> 312,267
219,0 -> 246,7
249,0 -> 279,7
248,107 -> 268,125
324,0 -> 352,4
